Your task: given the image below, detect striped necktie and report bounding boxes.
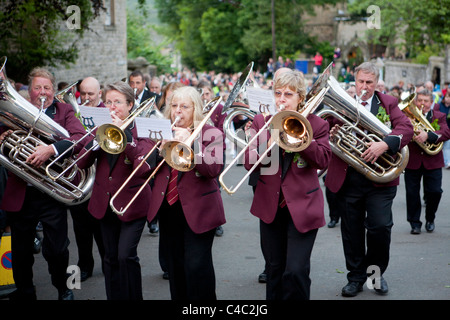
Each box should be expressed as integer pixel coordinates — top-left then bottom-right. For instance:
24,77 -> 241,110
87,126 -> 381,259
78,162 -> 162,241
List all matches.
166,168 -> 179,205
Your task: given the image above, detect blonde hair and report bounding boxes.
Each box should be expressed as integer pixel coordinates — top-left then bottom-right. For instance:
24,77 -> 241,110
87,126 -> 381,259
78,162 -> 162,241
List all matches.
273,70 -> 307,110
164,86 -> 205,125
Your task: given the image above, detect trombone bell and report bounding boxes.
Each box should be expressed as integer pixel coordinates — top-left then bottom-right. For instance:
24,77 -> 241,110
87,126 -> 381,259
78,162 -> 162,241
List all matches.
96,124 -> 126,154
161,141 -> 195,172
271,111 -> 313,152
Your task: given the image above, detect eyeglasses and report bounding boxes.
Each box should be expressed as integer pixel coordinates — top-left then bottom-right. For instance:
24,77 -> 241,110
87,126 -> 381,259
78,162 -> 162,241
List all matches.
171,104 -> 193,111
105,100 -> 126,107
274,91 -> 298,99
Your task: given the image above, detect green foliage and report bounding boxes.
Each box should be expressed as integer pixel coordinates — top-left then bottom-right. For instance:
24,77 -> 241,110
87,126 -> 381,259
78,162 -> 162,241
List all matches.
0,0 -> 100,82
126,11 -> 174,74
154,0 -> 341,73
347,0 -> 450,60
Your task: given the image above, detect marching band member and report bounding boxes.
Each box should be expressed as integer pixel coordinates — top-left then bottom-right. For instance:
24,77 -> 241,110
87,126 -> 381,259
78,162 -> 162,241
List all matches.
76,81 -> 156,300
325,62 -> 413,297
148,86 -> 226,300
1,67 -> 86,300
244,70 -> 331,300
405,89 -> 450,234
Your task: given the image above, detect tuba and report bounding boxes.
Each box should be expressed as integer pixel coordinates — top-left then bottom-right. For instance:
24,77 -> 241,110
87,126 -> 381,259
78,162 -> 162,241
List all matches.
314,64 -> 409,184
0,56 -> 94,205
399,90 -> 443,155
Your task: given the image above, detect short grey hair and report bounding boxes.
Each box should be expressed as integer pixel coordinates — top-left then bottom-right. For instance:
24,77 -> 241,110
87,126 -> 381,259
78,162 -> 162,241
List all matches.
355,62 -> 380,82
104,81 -> 135,105
28,67 -> 56,91
416,89 -> 433,101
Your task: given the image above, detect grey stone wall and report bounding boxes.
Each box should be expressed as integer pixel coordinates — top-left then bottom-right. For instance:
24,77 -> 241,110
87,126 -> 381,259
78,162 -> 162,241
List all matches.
383,60 -> 427,89
48,0 -> 127,86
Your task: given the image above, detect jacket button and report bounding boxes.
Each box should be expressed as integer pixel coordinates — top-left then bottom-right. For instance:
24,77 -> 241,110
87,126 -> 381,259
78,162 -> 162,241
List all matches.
161,192 -> 164,196
106,192 -> 110,196
109,176 -> 113,181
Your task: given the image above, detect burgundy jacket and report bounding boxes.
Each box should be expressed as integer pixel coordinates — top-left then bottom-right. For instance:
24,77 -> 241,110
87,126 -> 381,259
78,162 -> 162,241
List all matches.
76,122 -> 155,222
325,91 -> 414,193
1,101 -> 86,211
148,124 -> 226,234
406,109 -> 450,170
244,113 -> 331,233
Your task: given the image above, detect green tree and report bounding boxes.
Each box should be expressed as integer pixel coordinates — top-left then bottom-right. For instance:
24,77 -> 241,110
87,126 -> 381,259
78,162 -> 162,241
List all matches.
127,10 -> 174,74
348,0 -> 450,60
154,0 -> 340,73
0,1 -> 102,83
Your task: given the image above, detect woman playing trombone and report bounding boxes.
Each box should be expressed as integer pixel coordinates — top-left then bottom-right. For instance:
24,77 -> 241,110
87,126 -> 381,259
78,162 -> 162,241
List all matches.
148,86 -> 226,300
76,81 -> 157,300
244,70 -> 331,300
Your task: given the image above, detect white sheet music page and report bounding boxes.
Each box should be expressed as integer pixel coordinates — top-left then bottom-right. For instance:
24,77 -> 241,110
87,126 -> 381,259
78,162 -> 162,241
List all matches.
78,106 -> 112,129
135,117 -> 173,140
246,87 -> 276,115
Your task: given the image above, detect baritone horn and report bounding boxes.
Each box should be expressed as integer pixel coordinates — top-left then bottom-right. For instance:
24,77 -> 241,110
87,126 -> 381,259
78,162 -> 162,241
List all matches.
219,86 -> 329,195
0,56 -> 94,205
314,64 -> 409,183
399,90 -> 443,155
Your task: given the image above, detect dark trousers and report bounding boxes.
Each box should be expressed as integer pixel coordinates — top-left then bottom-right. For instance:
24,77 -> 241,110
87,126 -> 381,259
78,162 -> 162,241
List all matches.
158,199 -> 217,300
69,201 -> 105,274
99,209 -> 146,300
337,168 -> 396,283
7,187 -> 70,297
260,206 -> 318,300
404,167 -> 442,228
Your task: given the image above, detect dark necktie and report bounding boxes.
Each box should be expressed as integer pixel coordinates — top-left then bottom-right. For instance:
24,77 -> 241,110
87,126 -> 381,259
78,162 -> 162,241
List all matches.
166,168 -> 179,205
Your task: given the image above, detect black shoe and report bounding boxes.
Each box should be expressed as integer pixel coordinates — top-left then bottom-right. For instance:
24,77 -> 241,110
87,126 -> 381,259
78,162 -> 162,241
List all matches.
327,219 -> 338,228
148,223 -> 159,235
80,270 -> 92,282
162,271 -> 169,280
258,272 -> 267,283
215,226 -> 223,237
33,235 -> 42,254
411,227 -> 421,234
58,289 -> 74,300
425,221 -> 435,232
374,277 -> 389,295
341,281 -> 363,297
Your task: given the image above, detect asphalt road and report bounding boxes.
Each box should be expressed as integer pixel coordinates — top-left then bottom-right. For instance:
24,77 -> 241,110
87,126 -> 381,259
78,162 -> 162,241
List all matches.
3,150 -> 450,305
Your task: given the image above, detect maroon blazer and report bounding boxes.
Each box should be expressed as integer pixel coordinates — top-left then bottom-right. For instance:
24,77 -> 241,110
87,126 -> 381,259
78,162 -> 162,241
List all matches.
244,113 -> 331,233
325,92 -> 414,193
406,109 -> 450,170
148,124 -> 226,234
76,122 -> 155,222
1,101 -> 86,212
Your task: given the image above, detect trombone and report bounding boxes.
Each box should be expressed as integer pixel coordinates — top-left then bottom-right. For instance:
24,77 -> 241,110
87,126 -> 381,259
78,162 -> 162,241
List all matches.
218,86 -> 329,195
110,96 -> 223,215
45,97 -> 156,181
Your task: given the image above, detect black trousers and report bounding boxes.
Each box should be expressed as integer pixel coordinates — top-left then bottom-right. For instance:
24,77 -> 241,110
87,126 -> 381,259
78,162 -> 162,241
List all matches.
260,206 -> 318,300
158,199 -> 217,300
69,201 -> 105,274
337,168 -> 396,284
7,187 -> 70,297
99,208 -> 146,300
404,166 -> 442,228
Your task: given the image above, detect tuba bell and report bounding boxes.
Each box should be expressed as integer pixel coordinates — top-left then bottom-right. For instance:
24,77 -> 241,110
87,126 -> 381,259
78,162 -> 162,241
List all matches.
313,64 -> 409,184
399,90 -> 443,155
0,56 -> 94,205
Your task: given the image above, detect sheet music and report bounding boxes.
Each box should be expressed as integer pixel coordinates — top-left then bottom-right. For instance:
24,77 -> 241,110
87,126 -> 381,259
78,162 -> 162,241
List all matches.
78,106 -> 112,129
135,117 -> 173,140
246,87 -> 276,115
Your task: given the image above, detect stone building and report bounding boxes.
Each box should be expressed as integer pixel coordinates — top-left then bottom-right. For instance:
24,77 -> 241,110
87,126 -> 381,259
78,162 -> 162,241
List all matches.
48,0 -> 128,86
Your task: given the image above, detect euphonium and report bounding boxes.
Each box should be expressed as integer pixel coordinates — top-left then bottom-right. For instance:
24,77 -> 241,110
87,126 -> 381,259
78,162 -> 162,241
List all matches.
399,91 -> 443,155
313,64 -> 409,183
0,56 -> 94,205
